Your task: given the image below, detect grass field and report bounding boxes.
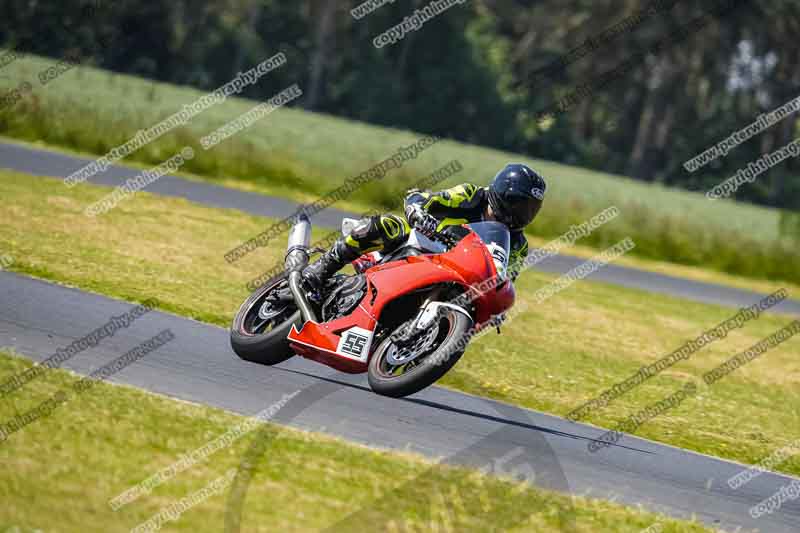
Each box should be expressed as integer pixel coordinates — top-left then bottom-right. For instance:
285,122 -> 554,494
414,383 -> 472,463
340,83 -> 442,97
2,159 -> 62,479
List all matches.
1,170 -> 798,482
0,351 -> 717,532
1,53 -> 799,286
527,233 -> 800,296
6,133 -> 799,297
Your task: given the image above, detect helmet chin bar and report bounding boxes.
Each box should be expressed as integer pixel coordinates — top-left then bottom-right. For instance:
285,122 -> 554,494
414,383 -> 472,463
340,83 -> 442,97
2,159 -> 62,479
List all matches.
487,200 -> 517,231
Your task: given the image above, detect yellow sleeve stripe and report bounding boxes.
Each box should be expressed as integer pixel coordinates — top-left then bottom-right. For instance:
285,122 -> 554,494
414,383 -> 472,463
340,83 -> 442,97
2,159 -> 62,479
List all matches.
436,217 -> 468,232
423,184 -> 477,210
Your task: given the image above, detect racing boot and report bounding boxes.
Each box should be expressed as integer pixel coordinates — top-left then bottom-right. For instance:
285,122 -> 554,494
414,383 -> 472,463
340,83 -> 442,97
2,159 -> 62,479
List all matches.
301,239 -> 359,294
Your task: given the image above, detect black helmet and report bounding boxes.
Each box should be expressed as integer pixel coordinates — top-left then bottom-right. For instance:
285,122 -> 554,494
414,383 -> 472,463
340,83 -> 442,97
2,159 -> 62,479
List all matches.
487,163 -> 546,230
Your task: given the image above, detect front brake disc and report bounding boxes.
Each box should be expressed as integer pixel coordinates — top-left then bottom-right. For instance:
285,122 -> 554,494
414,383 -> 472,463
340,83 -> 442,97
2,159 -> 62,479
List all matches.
385,323 -> 440,366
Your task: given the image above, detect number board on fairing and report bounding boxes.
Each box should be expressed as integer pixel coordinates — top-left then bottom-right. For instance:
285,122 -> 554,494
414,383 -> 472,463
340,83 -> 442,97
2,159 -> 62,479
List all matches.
336,327 -> 374,362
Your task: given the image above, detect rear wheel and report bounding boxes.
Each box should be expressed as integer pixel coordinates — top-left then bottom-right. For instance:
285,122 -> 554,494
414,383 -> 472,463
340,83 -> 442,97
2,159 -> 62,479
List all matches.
230,275 -> 303,365
368,306 -> 472,398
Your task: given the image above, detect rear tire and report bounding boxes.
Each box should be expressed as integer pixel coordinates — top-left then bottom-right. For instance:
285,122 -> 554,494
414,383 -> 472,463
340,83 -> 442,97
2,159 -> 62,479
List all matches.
230,275 -> 303,365
368,308 -> 472,398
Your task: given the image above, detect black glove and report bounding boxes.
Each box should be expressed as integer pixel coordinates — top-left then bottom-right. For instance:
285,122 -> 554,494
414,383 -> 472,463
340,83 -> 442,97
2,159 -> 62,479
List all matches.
405,204 -> 440,238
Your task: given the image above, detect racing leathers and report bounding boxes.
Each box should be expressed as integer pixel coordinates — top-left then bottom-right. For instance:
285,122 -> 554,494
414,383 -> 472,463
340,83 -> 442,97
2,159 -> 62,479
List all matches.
302,183 -> 530,289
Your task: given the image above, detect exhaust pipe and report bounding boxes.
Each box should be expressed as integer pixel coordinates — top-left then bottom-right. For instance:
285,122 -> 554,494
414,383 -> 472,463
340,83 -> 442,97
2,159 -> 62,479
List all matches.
284,214 -> 318,323
287,214 -> 312,255
285,213 -> 311,272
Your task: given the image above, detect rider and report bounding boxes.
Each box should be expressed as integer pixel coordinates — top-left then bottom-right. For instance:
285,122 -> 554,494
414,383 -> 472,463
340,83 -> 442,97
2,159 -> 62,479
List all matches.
302,163 -> 547,289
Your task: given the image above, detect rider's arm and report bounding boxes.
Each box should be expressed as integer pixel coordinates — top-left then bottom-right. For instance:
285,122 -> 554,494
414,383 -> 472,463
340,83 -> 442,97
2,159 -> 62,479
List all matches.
508,231 -> 529,281
404,183 -> 481,231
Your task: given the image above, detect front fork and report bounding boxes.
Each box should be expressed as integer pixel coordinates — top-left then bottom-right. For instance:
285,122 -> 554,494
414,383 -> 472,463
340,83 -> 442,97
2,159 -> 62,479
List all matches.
392,289 -> 474,345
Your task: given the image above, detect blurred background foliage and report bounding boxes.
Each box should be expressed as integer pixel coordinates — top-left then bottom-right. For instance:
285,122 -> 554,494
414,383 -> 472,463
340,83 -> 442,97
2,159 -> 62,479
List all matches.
1,0 -> 798,235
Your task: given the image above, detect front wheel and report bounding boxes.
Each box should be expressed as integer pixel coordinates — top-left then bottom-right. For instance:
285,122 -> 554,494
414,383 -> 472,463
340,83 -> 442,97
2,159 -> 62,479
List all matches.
230,275 -> 303,365
368,307 -> 473,398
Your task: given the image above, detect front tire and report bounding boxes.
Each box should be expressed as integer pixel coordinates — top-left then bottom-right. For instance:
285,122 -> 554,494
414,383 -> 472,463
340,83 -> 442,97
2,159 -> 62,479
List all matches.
230,275 -> 303,365
368,307 -> 472,398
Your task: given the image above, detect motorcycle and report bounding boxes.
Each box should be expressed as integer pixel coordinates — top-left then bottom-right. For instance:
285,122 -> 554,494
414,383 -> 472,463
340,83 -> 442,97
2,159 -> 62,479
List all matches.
230,214 -> 515,397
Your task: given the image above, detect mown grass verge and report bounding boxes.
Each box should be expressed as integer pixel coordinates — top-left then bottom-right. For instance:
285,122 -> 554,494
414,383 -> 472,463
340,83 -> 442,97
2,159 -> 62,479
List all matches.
0,350 -> 714,532
0,170 -> 798,481
1,53 -> 799,286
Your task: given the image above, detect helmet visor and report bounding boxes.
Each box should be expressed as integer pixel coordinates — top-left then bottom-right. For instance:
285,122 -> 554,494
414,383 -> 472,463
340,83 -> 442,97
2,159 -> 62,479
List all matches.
503,194 -> 542,230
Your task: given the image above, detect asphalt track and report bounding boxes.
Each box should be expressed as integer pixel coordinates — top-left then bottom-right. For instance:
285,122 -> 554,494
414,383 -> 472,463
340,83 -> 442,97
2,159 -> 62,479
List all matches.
1,140 -> 800,531
2,273 -> 799,532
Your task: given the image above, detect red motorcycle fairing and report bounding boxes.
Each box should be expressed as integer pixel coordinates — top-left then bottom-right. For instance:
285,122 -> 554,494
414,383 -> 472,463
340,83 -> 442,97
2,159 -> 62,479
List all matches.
287,230 -> 515,373
286,305 -> 377,374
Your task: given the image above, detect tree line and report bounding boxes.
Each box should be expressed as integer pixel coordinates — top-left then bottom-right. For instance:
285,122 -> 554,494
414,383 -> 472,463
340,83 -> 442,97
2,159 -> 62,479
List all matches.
2,0 -> 798,214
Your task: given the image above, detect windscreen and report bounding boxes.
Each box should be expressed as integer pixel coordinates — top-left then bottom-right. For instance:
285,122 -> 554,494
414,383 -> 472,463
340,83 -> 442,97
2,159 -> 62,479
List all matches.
466,221 -> 511,279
